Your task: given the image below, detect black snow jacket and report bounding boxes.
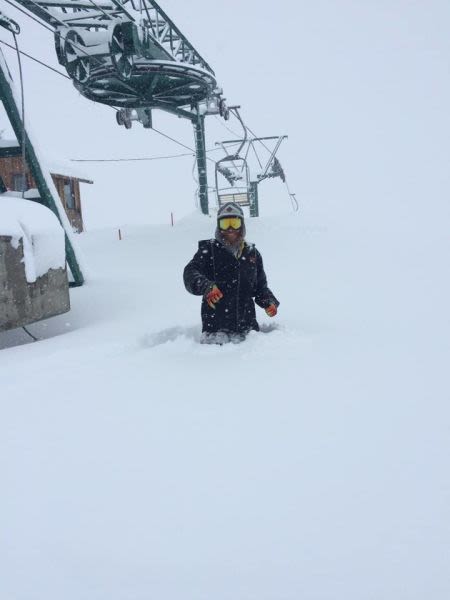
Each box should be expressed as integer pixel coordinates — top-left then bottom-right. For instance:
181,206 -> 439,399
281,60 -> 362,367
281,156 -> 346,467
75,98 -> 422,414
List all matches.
183,239 -> 279,334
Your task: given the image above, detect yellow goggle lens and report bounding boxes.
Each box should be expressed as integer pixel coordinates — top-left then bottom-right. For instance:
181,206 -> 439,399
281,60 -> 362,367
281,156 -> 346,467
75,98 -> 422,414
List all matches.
219,217 -> 242,230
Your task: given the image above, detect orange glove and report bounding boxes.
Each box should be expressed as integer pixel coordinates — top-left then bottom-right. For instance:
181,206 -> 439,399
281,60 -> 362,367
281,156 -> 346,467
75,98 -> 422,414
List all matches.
205,284 -> 223,309
265,303 -> 277,317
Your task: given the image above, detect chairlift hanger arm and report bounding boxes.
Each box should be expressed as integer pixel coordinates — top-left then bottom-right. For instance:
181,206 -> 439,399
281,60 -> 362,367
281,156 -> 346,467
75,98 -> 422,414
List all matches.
217,135 -> 288,145
228,106 -> 246,157
37,0 -> 113,7
218,142 -> 242,178
260,135 -> 285,179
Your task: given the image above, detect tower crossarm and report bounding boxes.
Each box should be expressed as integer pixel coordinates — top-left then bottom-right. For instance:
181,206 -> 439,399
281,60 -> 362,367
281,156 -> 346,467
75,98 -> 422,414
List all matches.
13,0 -> 215,74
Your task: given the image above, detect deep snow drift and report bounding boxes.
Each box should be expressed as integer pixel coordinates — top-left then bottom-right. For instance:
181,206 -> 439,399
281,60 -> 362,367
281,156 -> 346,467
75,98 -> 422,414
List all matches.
1,206 -> 449,600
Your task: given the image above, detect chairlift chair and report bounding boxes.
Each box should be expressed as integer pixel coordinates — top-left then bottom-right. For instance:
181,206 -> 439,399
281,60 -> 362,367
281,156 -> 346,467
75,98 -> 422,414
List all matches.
215,154 -> 251,209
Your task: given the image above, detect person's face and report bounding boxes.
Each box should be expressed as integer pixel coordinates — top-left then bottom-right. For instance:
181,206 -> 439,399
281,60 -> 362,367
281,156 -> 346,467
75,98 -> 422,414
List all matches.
221,227 -> 242,244
218,216 -> 243,244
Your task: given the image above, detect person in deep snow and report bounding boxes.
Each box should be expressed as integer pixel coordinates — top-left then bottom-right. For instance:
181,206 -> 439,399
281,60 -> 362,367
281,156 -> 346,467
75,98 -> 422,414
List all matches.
183,202 -> 280,343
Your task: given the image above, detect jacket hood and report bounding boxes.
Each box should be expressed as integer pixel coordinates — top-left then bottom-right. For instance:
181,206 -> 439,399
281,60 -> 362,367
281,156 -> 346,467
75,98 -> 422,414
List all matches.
217,202 -> 245,221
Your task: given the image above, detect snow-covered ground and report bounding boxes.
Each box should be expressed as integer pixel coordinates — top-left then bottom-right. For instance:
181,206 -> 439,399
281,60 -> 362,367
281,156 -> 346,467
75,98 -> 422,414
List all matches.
1,203 -> 449,599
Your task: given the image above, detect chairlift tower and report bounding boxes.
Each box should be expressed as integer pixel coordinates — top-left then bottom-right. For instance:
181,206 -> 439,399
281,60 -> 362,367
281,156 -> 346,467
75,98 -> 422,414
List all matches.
12,0 -> 231,215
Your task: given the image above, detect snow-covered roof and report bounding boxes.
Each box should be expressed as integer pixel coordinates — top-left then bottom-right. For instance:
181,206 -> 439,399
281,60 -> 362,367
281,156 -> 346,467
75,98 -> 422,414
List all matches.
0,139 -> 19,148
47,158 -> 93,184
0,139 -> 93,183
0,194 -> 66,282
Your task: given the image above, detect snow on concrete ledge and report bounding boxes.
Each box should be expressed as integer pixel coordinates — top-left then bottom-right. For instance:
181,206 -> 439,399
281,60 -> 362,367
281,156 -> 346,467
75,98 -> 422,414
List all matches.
0,194 -> 65,283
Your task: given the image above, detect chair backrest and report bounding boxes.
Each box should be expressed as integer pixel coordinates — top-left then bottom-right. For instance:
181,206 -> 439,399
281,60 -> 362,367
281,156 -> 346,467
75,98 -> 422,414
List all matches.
218,192 -> 250,207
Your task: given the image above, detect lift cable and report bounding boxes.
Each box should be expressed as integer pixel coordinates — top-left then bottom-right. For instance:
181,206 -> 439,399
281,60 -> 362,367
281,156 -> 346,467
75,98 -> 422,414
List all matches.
4,0 -> 54,32
250,140 -> 264,170
10,31 -> 27,198
214,115 -> 242,140
69,143 -> 240,163
86,0 -> 113,22
0,38 -> 71,78
151,127 -> 227,165
71,152 -> 194,162
228,108 -> 247,156
149,127 -> 194,153
242,122 -> 275,156
240,138 -> 251,174
22,325 -> 38,341
19,0 -> 67,28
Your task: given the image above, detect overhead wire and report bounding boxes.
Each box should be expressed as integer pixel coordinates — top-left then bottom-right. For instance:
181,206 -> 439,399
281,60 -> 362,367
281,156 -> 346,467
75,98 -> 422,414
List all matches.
71,152 -> 193,162
4,0 -> 57,32
69,142 -> 241,162
0,38 -> 71,78
11,31 -> 27,197
213,114 -> 242,140
22,325 -> 38,341
18,0 -> 69,28
86,0 -> 114,21
240,137 -> 251,173
150,126 -> 194,153
250,141 -> 264,170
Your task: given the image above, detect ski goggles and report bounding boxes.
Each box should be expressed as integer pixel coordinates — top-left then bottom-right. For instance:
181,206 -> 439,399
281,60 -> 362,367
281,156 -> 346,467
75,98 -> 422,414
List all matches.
219,217 -> 242,230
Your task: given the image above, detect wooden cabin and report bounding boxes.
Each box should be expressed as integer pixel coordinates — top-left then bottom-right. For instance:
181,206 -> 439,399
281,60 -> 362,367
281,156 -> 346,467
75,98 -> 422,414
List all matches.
0,141 -> 93,232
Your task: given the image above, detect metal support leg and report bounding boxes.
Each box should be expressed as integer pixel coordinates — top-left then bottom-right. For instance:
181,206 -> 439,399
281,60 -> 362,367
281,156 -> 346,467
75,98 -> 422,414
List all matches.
249,181 -> 259,217
194,115 -> 209,215
0,50 -> 84,286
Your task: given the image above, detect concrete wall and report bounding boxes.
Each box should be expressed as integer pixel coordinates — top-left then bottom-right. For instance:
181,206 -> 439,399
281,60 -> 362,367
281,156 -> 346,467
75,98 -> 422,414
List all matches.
0,236 -> 70,332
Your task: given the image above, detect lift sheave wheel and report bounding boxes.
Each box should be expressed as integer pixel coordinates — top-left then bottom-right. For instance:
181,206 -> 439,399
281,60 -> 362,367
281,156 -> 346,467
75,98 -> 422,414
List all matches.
110,23 -> 135,80
64,30 -> 90,84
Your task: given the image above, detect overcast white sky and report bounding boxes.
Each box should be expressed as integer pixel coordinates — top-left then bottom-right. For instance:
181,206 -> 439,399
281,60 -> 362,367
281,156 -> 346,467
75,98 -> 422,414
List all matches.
1,0 -> 449,229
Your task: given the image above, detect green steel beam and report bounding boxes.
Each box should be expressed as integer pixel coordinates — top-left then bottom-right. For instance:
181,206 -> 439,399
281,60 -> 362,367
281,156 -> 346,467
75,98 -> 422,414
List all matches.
194,115 -> 208,215
0,52 -> 84,286
151,103 -> 198,122
249,181 -> 259,218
